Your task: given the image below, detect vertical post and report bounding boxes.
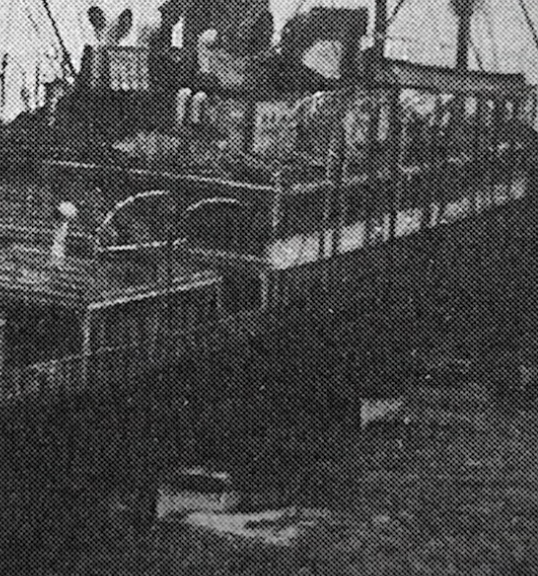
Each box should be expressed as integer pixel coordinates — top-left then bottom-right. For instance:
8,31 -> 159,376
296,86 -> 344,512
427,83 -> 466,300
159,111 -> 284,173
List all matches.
0,53 -> 7,120
270,170 -> 285,310
181,4 -> 211,79
260,272 -> 271,311
81,310 -> 92,389
271,168 -> 285,240
454,1 -> 473,71
243,97 -> 258,156
41,0 -> 75,79
373,0 -> 388,68
0,313 -> 6,377
323,90 -> 348,288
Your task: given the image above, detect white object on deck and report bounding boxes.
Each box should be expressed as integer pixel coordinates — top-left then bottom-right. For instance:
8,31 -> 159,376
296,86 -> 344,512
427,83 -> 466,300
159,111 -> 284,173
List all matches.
50,202 -> 77,268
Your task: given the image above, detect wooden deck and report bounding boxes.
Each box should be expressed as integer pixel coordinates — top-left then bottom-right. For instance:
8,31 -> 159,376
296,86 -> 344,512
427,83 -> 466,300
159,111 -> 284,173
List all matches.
0,243 -> 221,310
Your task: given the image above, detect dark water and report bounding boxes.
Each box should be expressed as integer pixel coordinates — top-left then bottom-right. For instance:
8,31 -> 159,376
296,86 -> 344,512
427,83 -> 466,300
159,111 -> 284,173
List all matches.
1,342 -> 534,575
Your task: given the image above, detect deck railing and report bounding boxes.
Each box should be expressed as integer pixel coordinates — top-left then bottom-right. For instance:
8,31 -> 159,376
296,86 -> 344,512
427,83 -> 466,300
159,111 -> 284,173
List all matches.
0,307 -> 271,409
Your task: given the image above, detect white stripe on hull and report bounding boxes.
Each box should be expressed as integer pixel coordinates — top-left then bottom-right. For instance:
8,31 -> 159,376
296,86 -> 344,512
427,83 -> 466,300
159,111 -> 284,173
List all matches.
339,221 -> 366,254
395,207 -> 422,237
267,178 -> 528,270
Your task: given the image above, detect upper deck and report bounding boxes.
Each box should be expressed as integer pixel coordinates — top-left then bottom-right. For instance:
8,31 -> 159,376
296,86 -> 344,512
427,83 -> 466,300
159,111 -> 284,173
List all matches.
0,242 -> 220,311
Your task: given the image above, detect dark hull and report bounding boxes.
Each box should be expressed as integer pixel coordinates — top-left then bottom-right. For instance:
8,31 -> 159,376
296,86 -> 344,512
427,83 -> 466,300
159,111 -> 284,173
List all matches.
0,179 -> 533,420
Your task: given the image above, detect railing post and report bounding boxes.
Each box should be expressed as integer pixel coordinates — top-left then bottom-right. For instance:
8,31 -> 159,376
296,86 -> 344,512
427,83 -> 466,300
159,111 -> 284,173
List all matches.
260,272 -> 271,311
271,169 -> 285,240
81,309 -> 92,389
0,313 -> 6,378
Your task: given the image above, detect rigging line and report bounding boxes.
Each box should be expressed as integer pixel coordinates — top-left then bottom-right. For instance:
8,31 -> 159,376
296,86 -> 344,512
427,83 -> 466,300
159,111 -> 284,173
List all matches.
517,0 -> 538,56
387,0 -> 411,26
1,0 -> 17,118
473,11 -> 488,69
482,5 -> 500,71
292,0 -> 309,17
23,0 -> 44,42
3,0 -> 18,52
41,0 -> 75,77
425,0 -> 446,65
469,37 -> 485,71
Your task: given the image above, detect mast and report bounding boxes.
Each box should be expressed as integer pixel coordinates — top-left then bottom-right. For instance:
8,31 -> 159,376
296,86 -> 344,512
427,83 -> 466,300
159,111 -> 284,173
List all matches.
373,0 -> 388,68
518,0 -> 538,57
450,0 -> 481,71
0,54 -> 7,119
41,0 -> 75,78
456,5 -> 472,70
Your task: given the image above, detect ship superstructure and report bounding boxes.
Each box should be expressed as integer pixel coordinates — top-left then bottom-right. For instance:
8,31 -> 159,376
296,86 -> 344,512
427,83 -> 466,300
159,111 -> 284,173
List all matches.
0,0 -> 536,407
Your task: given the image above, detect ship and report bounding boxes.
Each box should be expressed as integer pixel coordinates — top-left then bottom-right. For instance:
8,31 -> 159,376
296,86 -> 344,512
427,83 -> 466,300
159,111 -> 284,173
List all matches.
0,0 -> 536,411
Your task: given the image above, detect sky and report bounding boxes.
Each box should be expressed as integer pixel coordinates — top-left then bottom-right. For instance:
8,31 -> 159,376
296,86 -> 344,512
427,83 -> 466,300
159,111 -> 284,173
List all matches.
1,0 -> 538,120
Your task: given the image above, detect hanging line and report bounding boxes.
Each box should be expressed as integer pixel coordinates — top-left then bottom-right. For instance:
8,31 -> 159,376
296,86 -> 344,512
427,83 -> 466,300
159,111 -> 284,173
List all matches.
517,0 -> 538,57
388,0 -> 411,26
41,0 -> 76,78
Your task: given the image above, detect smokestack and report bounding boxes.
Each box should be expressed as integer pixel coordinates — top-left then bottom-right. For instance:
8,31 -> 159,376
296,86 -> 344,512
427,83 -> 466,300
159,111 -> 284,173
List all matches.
281,7 -> 368,80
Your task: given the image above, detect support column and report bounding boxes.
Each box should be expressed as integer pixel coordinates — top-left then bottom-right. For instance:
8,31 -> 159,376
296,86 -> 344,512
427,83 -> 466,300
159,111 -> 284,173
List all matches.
260,272 -> 271,310
81,310 -> 92,389
373,0 -> 388,67
0,313 -> 6,376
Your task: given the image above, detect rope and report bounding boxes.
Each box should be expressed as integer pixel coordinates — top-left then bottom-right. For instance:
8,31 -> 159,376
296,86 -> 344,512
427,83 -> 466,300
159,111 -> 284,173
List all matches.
516,0 -> 538,59
23,0 -> 44,42
469,38 -> 485,71
484,5 -> 500,70
388,0 -> 411,26
41,0 -> 75,78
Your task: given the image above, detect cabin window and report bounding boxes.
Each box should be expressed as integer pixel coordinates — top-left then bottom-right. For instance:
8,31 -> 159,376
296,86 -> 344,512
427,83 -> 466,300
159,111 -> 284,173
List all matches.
399,90 -> 437,167
505,100 -> 514,122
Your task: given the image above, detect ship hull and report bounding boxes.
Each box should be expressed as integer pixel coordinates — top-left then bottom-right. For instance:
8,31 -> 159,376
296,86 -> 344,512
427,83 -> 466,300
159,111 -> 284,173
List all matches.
0,167 -> 534,418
